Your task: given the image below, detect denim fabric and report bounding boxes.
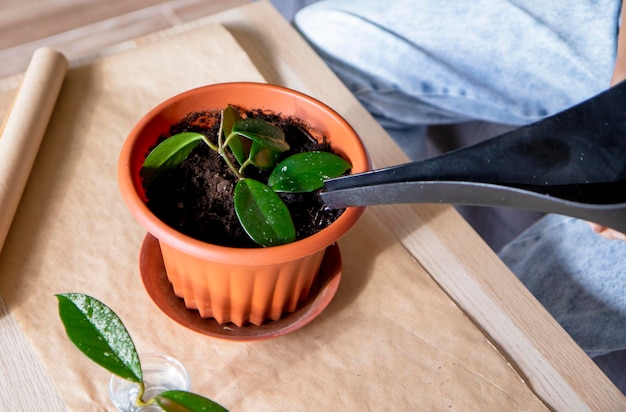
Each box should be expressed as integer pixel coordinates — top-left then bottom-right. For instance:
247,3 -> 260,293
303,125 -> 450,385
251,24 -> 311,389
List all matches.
295,0 -> 626,359
499,215 -> 626,357
294,0 -> 621,154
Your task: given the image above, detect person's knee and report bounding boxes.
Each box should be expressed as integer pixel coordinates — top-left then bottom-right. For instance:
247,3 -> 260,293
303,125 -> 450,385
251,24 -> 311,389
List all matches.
294,2 -> 349,58
294,1 -> 382,67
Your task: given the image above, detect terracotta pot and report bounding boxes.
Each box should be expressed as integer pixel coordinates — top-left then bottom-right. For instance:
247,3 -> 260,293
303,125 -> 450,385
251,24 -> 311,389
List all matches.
118,82 -> 369,327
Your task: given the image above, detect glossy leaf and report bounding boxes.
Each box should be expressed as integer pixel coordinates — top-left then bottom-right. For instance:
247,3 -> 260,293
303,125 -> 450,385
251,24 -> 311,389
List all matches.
221,105 -> 241,138
249,141 -> 281,169
231,118 -> 289,153
155,390 -> 229,412
141,132 -> 204,185
222,105 -> 249,165
234,179 -> 296,247
268,151 -> 352,192
56,293 -> 142,383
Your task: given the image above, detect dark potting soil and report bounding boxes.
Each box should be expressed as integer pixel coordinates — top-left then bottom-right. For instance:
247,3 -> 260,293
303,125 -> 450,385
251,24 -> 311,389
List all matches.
143,108 -> 346,248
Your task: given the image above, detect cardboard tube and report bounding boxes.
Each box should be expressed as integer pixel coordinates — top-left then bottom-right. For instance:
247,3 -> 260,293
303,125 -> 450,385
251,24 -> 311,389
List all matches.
0,48 -> 67,253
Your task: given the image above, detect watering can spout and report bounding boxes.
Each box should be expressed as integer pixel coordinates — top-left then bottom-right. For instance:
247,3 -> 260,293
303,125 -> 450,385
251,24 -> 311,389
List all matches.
322,80 -> 626,232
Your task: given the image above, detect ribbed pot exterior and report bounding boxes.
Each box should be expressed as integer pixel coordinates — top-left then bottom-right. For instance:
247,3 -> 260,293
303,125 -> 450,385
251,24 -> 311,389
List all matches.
160,241 -> 325,326
119,82 -> 369,326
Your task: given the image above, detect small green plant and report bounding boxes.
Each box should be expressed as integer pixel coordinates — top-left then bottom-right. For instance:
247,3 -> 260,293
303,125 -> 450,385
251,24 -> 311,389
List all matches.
56,293 -> 228,412
141,105 -> 351,247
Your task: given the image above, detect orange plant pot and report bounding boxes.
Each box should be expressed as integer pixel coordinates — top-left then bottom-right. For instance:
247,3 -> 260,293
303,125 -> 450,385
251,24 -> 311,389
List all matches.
118,82 -> 369,327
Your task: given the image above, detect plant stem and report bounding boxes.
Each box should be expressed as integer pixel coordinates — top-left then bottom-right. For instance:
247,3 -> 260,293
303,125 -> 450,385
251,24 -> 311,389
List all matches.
217,109 -> 225,148
222,133 -> 238,151
202,130 -> 242,179
135,382 -> 155,408
201,134 -> 219,152
220,133 -> 244,179
238,158 -> 252,175
219,149 -> 243,179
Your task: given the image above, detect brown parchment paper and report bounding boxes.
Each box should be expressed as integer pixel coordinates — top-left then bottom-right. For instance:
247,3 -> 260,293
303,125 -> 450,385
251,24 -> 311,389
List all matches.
0,23 -> 547,411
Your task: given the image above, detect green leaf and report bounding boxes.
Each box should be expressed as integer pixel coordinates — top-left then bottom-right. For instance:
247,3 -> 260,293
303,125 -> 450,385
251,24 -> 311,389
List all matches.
268,151 -> 352,192
141,132 -> 205,185
56,293 -> 142,383
231,118 -> 289,153
249,141 -> 281,169
221,105 -> 242,138
222,106 -> 249,165
155,390 -> 229,412
234,179 -> 296,247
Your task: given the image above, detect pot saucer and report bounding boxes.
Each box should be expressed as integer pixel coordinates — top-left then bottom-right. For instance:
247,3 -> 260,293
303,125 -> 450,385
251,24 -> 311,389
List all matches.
139,234 -> 342,342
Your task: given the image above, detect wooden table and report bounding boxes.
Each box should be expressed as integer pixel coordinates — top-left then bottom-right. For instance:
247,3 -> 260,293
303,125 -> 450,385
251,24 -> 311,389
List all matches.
0,2 -> 624,410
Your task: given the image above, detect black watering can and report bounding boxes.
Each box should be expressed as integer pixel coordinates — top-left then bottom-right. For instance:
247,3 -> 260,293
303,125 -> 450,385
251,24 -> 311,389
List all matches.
322,80 -> 626,233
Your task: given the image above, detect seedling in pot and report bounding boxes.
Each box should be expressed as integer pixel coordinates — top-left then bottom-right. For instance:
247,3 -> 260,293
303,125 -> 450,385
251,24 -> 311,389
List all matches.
141,105 -> 351,247
56,293 -> 228,411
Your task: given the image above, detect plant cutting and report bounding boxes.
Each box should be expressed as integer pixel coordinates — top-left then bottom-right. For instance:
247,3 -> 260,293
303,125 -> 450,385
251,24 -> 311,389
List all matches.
118,82 -> 370,327
141,105 -> 351,247
56,293 -> 228,411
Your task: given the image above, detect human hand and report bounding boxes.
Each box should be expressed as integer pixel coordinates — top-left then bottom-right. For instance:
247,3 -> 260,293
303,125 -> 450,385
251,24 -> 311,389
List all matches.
587,222 -> 626,240
612,0 -> 626,85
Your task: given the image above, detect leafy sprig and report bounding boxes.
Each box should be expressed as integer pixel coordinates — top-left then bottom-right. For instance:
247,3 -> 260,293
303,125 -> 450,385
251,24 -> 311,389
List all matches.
56,293 -> 228,412
141,105 -> 351,247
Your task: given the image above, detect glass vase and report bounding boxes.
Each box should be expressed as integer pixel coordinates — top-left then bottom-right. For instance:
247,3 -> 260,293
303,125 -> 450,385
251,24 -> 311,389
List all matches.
108,353 -> 190,411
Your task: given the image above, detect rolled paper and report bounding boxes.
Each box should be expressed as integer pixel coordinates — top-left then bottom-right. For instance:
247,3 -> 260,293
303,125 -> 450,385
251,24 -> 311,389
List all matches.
0,48 -> 68,254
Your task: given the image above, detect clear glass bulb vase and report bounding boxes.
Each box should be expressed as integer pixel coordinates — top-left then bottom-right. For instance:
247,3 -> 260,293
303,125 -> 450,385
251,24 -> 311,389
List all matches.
108,353 -> 190,411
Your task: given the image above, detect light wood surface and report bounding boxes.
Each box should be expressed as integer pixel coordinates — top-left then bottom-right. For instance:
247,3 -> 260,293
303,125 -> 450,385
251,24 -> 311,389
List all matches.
0,1 -> 624,410
0,0 -> 249,78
